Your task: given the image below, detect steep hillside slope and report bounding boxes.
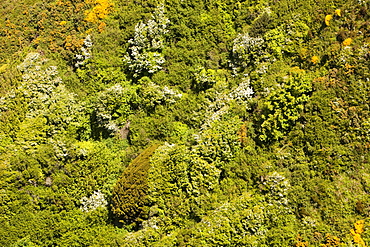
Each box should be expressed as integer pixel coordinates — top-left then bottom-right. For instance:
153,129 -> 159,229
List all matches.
0,0 -> 369,246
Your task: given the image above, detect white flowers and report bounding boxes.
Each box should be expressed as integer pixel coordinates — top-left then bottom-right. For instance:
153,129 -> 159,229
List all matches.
158,85 -> 183,103
201,76 -> 254,130
75,35 -> 93,68
263,172 -> 290,206
14,53 -> 86,152
80,190 -> 107,212
94,83 -> 133,134
17,53 -> 63,117
229,78 -> 254,102
138,80 -> 182,108
232,33 -> 266,69
17,52 -> 41,72
125,4 -> 170,77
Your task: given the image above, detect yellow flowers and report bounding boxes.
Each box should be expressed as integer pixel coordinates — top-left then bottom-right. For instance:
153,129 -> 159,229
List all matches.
0,64 -> 9,73
84,0 -> 114,24
351,220 -> 366,247
98,22 -> 106,33
295,234 -> 308,247
335,9 -> 341,17
354,220 -> 365,235
325,9 -> 342,26
320,233 -> 341,247
59,21 -> 67,26
325,15 -> 333,26
84,0 -> 114,33
64,35 -> 73,49
311,56 -> 319,64
343,38 -> 353,46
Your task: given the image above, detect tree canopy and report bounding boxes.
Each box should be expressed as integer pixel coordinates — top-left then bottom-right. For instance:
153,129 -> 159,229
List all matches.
1,0 -> 370,246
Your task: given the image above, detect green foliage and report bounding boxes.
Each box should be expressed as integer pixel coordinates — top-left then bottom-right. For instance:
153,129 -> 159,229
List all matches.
231,32 -> 267,73
111,144 -> 159,225
136,76 -> 182,111
1,0 -> 370,246
258,68 -> 312,142
264,20 -> 310,59
193,68 -> 227,91
93,82 -> 136,136
146,143 -> 222,231
196,116 -> 243,163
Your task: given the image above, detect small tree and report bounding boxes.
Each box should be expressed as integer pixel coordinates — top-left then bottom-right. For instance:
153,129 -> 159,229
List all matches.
111,144 -> 159,226
259,68 -> 312,142
124,4 -> 170,78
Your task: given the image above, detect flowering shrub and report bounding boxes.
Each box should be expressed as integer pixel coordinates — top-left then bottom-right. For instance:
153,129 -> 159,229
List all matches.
124,4 -> 170,77
350,220 -> 366,246
137,78 -> 182,109
201,76 -> 254,130
321,233 -> 341,246
11,52 -> 89,156
311,56 -> 319,64
229,79 -> 255,102
342,38 -> 353,46
84,0 -> 114,24
80,190 -> 107,212
262,172 -> 290,206
335,9 -> 342,17
231,32 -> 266,71
325,15 -> 333,26
17,53 -> 66,118
75,35 -> 93,68
95,83 -> 134,133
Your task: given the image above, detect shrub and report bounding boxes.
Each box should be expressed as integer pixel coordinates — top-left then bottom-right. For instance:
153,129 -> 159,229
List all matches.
124,4 -> 170,78
111,144 -> 159,225
258,68 -> 312,142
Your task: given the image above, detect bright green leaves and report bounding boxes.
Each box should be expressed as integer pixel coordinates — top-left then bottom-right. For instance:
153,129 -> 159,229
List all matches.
264,21 -> 309,59
193,68 -> 227,91
1,1 -> 370,246
147,143 -> 222,229
138,116 -> 243,230
196,116 -> 243,163
259,68 -> 312,142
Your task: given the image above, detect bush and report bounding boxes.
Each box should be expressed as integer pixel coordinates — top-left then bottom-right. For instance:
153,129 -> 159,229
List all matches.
111,144 -> 159,225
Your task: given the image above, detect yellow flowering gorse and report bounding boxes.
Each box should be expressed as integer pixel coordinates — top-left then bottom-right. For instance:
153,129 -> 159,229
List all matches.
343,38 -> 353,46
350,220 -> 366,247
311,55 -> 319,64
335,9 -> 341,17
325,15 -> 333,26
84,0 -> 114,24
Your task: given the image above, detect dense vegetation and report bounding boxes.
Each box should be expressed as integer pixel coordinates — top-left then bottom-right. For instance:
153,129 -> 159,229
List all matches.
1,0 -> 370,246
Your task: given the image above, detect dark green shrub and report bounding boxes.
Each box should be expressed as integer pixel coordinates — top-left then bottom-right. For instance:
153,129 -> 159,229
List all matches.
111,144 -> 159,225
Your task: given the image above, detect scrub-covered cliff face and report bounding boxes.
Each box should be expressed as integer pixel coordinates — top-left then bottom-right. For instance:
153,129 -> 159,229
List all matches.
1,0 -> 370,246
